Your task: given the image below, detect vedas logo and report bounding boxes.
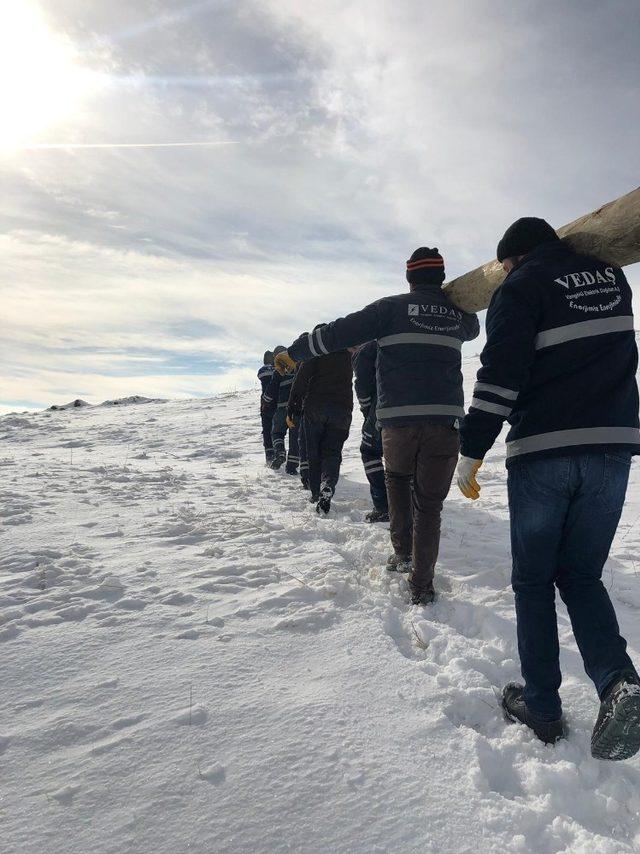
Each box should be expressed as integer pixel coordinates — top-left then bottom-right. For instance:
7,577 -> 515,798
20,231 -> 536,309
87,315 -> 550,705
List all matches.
408,304 -> 463,320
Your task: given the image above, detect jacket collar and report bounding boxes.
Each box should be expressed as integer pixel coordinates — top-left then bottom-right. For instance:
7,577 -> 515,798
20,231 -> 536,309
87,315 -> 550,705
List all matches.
506,240 -> 568,279
409,281 -> 447,295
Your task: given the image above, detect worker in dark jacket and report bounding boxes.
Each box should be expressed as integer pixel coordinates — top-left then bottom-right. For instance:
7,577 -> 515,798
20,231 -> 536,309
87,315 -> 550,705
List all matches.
457,217 -> 640,759
258,350 -> 275,464
275,248 -> 479,602
287,334 -> 353,515
298,410 -> 309,489
263,347 -> 300,473
352,341 -> 389,522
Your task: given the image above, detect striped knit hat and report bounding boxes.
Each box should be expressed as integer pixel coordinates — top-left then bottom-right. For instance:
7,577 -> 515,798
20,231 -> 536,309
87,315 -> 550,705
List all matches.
406,247 -> 445,287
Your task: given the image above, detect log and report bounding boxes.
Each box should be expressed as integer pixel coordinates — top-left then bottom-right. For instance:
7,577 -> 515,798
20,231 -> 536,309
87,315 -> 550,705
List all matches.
443,186 -> 640,313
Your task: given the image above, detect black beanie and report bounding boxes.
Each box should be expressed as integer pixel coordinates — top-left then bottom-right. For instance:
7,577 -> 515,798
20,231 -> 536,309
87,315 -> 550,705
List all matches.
263,350 -> 274,365
406,247 -> 445,287
496,217 -> 559,263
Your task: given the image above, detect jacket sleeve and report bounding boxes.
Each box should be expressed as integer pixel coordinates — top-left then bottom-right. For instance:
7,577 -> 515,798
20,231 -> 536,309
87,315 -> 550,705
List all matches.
262,371 -> 280,405
257,367 -> 271,394
352,341 -> 377,410
287,360 -> 316,417
459,275 -> 541,460
461,310 -> 480,342
288,301 -> 382,363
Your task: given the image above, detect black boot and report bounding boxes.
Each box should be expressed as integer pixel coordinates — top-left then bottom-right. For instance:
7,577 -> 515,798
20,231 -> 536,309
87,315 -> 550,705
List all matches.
365,508 -> 389,523
301,475 -> 310,490
409,581 -> 435,606
386,554 -> 411,574
316,485 -> 333,516
591,674 -> 640,761
285,463 -> 299,475
502,683 -> 564,745
265,449 -> 275,465
270,452 -> 285,470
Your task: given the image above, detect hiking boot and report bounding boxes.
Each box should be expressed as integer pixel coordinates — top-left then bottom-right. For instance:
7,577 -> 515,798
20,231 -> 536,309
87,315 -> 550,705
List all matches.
285,463 -> 298,475
502,683 -> 564,745
591,674 -> 640,761
309,494 -> 319,503
386,554 -> 412,573
365,509 -> 389,523
409,582 -> 435,606
316,485 -> 333,516
270,453 -> 285,470
301,475 -> 310,490
265,450 -> 275,465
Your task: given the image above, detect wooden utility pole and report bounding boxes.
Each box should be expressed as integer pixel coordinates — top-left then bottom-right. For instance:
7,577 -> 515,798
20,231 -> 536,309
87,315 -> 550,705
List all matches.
443,186 -> 640,313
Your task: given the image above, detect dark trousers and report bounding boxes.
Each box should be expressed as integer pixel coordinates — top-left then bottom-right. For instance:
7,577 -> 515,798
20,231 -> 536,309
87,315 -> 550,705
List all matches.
382,423 -> 459,591
305,403 -> 352,498
272,408 -> 299,468
299,414 -> 309,482
361,413 -> 388,512
508,451 -> 636,720
261,405 -> 276,459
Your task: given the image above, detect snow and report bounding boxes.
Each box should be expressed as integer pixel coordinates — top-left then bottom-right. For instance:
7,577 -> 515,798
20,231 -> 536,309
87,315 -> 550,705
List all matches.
2,363 -> 640,853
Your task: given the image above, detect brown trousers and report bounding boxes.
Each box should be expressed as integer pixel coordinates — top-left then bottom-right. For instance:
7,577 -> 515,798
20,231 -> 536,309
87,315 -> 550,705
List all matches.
382,423 -> 459,591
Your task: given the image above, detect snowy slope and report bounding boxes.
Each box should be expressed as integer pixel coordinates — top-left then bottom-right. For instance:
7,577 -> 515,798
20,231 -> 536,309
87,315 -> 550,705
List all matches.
2,364 -> 640,854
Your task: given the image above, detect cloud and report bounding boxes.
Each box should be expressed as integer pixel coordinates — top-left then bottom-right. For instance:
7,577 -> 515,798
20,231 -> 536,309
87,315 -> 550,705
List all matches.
17,140 -> 240,149
1,0 -> 638,409
0,228 -> 404,408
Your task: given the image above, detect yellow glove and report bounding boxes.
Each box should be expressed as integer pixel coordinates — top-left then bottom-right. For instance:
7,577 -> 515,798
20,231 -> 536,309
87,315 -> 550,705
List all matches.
456,456 -> 483,500
275,351 -> 297,375
286,415 -> 296,429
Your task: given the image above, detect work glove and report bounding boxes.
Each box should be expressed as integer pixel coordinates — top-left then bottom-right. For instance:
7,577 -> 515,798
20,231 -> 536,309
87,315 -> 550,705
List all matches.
456,456 -> 483,500
275,351 -> 297,375
286,415 -> 296,429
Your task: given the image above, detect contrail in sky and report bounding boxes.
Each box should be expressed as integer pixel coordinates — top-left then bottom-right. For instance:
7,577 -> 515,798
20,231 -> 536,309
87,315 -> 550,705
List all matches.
16,141 -> 240,150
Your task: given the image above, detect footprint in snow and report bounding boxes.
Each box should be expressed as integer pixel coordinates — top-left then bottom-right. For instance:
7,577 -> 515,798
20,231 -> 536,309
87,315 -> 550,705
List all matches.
111,713 -> 146,730
176,629 -> 200,640
198,763 -> 226,784
161,591 -> 195,606
170,704 -> 208,726
96,678 -> 119,689
118,598 -> 146,611
48,784 -> 81,805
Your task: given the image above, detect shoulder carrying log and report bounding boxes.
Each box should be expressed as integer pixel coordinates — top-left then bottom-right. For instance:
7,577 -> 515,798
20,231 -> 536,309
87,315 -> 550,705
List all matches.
443,186 -> 640,313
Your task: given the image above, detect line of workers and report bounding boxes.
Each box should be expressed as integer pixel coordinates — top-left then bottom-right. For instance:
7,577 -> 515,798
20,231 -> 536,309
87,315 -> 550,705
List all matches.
259,339 -> 388,520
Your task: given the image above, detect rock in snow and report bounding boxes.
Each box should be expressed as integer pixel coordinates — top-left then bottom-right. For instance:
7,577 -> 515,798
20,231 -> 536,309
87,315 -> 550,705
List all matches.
49,398 -> 91,410
2,367 -> 640,853
100,395 -> 167,407
48,395 -> 166,411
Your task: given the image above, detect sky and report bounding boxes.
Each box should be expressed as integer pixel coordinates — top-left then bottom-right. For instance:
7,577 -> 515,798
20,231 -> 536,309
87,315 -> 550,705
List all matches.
1,0 -> 639,411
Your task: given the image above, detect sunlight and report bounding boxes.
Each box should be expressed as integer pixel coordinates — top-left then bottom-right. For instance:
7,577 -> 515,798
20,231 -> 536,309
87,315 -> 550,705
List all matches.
0,3 -> 95,149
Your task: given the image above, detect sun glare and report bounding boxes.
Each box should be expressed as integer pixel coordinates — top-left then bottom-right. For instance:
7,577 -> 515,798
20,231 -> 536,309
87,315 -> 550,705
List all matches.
0,3 -> 95,149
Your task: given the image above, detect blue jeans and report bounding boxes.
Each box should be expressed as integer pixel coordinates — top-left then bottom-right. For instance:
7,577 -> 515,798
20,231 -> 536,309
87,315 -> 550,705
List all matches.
508,451 -> 636,720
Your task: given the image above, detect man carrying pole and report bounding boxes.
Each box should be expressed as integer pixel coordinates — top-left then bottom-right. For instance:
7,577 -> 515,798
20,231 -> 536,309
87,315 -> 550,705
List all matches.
276,247 -> 479,604
456,217 -> 640,759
